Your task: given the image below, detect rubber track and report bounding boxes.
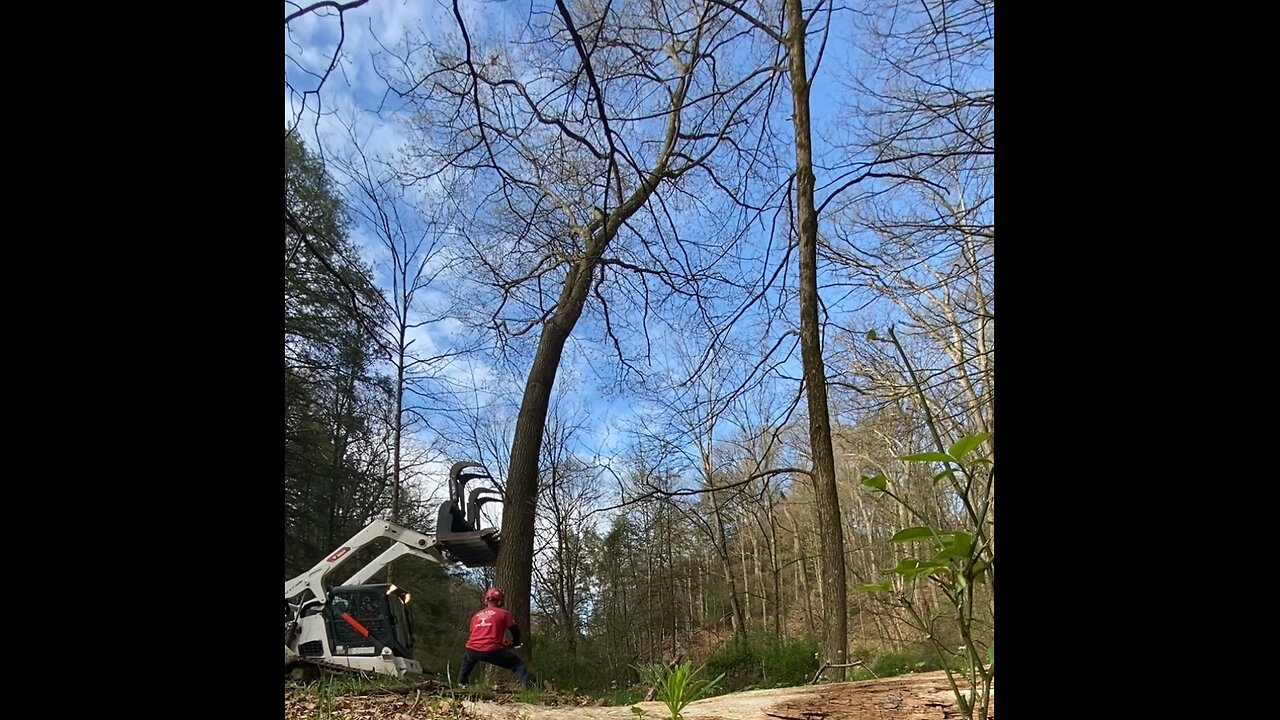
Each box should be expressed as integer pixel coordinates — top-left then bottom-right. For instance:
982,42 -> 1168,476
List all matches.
285,652 -> 427,681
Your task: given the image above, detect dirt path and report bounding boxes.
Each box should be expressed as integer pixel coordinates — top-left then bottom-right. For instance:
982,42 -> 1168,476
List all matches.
463,671 -> 993,720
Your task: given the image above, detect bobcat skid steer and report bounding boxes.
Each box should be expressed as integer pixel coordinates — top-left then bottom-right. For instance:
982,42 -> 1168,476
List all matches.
284,461 -> 504,679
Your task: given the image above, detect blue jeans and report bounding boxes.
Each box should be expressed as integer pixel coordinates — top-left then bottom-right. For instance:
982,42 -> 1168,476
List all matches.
458,648 -> 533,688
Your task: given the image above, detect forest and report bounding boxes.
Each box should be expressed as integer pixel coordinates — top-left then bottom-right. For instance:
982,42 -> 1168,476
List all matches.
284,0 -> 992,716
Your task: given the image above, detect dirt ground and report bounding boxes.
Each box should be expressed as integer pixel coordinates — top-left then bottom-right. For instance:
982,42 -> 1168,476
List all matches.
288,666 -> 988,717
463,670 -> 992,720
283,671 -> 992,720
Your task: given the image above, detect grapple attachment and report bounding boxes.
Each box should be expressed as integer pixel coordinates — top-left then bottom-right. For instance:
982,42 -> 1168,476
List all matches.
435,461 -> 503,567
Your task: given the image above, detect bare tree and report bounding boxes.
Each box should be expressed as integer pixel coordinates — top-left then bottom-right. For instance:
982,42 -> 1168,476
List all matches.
699,0 -> 852,675
381,0 -> 780,656
821,7 -> 994,687
823,0 -> 994,451
622,331 -> 774,640
531,389 -> 602,681
328,113 -> 487,534
723,388 -> 796,641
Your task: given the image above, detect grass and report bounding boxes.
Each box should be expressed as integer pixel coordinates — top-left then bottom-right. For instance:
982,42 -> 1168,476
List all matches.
607,688 -> 646,706
514,686 -> 543,704
287,671 -> 416,699
633,662 -> 725,720
286,672 -> 479,720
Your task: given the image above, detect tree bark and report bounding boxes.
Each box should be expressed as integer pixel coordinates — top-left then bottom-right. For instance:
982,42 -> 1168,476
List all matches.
748,522 -> 764,629
783,503 -> 815,632
740,526 -> 751,624
785,0 -> 847,679
495,307 -> 582,662
392,331 -> 404,524
767,499 -> 783,641
709,481 -> 749,639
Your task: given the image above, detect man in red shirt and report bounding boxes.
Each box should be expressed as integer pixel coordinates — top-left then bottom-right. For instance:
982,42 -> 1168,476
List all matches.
457,587 -> 533,688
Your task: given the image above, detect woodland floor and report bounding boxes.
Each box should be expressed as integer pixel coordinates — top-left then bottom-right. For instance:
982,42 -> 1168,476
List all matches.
284,670 -> 993,720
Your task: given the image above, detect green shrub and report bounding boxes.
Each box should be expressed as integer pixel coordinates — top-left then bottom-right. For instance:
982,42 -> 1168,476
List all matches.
705,635 -> 820,692
872,643 -> 946,677
871,651 -> 915,677
704,637 -> 758,692
760,636 -> 819,687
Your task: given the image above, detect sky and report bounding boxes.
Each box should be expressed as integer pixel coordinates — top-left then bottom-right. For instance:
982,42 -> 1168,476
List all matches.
286,0 -> 752,499
283,0 -> 993,528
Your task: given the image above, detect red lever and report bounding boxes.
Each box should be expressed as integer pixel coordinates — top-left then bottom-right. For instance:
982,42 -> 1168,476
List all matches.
341,612 -> 371,637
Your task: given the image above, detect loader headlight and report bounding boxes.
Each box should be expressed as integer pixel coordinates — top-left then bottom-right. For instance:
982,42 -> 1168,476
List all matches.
386,584 -> 398,595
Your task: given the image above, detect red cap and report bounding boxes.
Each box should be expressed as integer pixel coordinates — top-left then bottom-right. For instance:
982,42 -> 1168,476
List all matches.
485,587 -> 504,605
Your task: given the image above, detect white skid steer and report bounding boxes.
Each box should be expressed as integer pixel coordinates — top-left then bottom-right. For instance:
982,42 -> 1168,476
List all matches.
284,461 -> 504,679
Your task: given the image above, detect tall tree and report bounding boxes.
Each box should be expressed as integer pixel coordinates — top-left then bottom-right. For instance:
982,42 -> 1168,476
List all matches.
284,128 -> 390,574
703,0 -> 850,673
329,114 -> 478,531
390,0 -> 779,656
781,0 -> 848,676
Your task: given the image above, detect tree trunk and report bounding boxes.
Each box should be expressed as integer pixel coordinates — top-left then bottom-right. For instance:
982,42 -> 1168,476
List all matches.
740,528 -> 751,625
388,332 -> 405,586
786,0 -> 847,679
783,504 -> 814,632
767,501 -> 783,641
392,342 -> 404,524
646,532 -> 655,657
748,523 -> 765,630
495,311 -> 581,663
667,522 -> 679,656
557,525 -> 578,674
709,486 -> 748,639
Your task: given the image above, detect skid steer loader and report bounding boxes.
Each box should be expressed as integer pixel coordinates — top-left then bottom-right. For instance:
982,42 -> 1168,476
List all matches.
284,461 -> 504,679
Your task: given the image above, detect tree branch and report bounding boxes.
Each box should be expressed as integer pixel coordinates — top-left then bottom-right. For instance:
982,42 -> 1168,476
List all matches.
284,0 -> 370,25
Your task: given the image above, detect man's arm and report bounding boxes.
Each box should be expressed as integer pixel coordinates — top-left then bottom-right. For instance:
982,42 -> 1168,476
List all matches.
507,614 -> 523,647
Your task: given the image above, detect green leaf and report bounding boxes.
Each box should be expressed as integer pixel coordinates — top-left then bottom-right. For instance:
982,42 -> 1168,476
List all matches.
932,468 -> 956,486
893,556 -> 949,580
890,526 -> 938,543
866,329 -> 878,341
948,433 -> 988,460
855,580 -> 892,593
901,452 -> 955,464
860,474 -> 887,491
891,556 -> 945,572
935,532 -> 971,559
891,557 -> 921,574
987,645 -> 994,667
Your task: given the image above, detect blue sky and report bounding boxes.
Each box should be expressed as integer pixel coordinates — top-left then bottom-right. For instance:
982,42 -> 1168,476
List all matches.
283,0 -> 993,522
286,0 -> 765,462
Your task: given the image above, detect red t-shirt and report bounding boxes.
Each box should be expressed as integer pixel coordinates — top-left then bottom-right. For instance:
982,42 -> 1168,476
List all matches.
466,606 -> 515,652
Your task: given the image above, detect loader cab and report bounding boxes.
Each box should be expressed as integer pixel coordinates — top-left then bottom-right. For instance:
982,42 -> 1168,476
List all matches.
434,461 -> 503,567
323,584 -> 414,658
